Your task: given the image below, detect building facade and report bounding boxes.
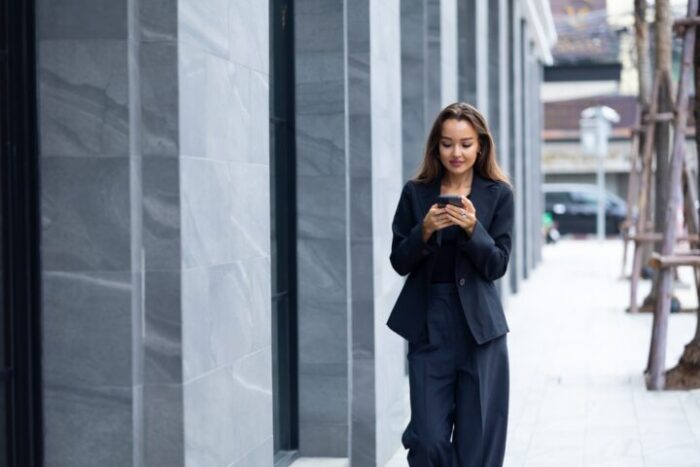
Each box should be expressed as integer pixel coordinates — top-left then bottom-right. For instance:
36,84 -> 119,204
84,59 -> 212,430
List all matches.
2,0 -> 555,466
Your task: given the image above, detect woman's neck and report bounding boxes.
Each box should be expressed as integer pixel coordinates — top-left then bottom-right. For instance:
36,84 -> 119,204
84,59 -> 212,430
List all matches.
442,169 -> 474,191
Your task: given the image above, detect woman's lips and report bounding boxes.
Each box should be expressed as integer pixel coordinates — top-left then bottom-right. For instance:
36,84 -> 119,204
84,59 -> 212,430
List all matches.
449,160 -> 464,167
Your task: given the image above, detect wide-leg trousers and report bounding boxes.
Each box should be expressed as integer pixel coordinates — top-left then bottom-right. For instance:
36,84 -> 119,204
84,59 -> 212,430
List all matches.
401,282 -> 509,467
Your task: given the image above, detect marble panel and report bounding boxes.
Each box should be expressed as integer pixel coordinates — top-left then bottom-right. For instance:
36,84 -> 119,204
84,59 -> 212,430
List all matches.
295,113 -> 346,177
296,238 -> 347,303
181,158 -> 270,269
144,271 -> 182,384
182,256 -> 271,381
43,270 -> 132,387
183,366 -> 237,466
179,45 -> 253,163
299,423 -> 349,458
231,348 -> 273,462
299,370 -> 348,424
227,0 -> 269,74
143,157 -> 180,271
298,298 -> 349,366
228,437 -> 274,467
351,356 -> 376,466
38,0 -> 127,40
39,40 -> 129,158
179,0 -> 228,57
141,0 -> 178,42
41,157 -> 131,271
140,41 -> 179,158
297,175 -> 348,239
144,383 -> 184,467
44,384 -> 132,467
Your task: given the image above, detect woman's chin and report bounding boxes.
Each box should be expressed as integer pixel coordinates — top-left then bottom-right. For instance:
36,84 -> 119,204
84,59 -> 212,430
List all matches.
444,165 -> 473,176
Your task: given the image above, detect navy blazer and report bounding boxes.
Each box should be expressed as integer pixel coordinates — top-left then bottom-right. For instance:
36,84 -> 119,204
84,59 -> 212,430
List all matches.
387,171 -> 514,345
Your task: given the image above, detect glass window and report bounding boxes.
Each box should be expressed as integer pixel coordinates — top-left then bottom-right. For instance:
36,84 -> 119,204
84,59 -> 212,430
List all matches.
545,192 -> 571,204
271,0 -> 298,462
571,191 -> 598,206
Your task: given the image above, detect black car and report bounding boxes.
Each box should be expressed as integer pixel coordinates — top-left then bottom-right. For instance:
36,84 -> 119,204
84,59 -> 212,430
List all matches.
543,183 -> 627,235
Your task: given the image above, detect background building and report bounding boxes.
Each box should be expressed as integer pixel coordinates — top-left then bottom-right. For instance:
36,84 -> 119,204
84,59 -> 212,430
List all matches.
541,0 -> 695,201
2,0 -> 555,466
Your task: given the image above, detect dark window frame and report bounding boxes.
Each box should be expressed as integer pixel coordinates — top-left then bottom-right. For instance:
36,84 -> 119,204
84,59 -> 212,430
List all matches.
1,0 -> 43,465
270,0 -> 299,465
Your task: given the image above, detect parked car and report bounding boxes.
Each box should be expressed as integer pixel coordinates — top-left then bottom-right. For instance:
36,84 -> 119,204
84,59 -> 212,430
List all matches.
543,183 -> 627,235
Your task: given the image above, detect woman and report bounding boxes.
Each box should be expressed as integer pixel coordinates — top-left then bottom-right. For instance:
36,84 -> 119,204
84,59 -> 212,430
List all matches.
387,102 -> 514,467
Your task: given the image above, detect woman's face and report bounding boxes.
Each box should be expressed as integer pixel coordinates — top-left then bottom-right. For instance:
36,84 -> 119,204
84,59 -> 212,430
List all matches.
438,118 -> 480,178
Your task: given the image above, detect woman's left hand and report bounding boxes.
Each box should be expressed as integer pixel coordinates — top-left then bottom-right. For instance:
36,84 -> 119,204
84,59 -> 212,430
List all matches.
445,195 -> 476,235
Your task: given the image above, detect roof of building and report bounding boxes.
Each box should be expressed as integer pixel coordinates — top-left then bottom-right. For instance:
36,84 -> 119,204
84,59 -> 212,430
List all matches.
543,94 -> 696,140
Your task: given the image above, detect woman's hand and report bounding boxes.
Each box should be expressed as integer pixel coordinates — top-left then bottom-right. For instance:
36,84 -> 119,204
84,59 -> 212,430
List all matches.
444,195 -> 476,236
422,203 -> 453,242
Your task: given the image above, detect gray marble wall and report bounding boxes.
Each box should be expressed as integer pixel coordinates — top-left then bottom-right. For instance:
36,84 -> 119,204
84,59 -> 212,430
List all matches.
294,0 -> 350,457
475,0 -> 489,112
525,41 -> 544,270
348,0 -> 375,465
521,22 -> 533,278
497,0 -> 513,298
427,0 -> 442,115
401,0 -> 428,181
401,0 -> 445,182
294,0 -> 424,463
178,0 -> 272,465
370,2 -> 409,465
37,0 -> 546,465
510,4 -> 526,291
533,61 -> 544,266
458,0 -> 477,106
140,0 -> 182,465
38,0 -> 272,466
441,0 -> 458,106
38,0 -> 140,464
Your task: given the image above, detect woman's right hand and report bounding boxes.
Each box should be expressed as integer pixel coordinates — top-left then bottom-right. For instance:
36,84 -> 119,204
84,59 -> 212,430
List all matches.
422,203 -> 453,243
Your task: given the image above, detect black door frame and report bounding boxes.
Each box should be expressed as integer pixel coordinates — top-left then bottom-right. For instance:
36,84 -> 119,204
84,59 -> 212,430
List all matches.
1,0 -> 44,465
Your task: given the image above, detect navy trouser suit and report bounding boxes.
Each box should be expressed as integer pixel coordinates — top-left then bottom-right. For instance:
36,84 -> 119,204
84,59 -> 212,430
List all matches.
387,172 -> 514,467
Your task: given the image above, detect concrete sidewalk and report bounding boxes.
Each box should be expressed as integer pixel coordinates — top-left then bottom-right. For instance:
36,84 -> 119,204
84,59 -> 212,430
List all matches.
386,239 -> 700,467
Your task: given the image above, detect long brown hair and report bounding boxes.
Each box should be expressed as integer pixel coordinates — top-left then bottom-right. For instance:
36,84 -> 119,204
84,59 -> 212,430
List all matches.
413,102 -> 511,186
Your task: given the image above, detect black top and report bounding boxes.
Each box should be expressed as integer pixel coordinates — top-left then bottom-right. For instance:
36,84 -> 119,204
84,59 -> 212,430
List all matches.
430,190 -> 470,283
430,224 -> 463,283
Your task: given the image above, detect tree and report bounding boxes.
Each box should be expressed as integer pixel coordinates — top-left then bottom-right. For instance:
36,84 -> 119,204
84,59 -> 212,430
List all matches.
664,0 -> 700,390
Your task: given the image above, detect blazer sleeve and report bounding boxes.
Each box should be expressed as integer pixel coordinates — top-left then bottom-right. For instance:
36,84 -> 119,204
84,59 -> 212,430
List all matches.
457,184 -> 514,281
389,182 -> 437,276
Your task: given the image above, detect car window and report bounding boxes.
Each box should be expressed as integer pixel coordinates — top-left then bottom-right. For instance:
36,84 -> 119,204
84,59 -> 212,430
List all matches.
571,191 -> 598,206
545,192 -> 571,204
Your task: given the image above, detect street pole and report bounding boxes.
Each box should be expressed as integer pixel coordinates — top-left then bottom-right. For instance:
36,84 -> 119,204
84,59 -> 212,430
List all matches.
597,125 -> 605,241
581,106 -> 619,241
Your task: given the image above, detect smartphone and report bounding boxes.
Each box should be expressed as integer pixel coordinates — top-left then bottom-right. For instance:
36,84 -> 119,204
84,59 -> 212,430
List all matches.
436,195 -> 464,208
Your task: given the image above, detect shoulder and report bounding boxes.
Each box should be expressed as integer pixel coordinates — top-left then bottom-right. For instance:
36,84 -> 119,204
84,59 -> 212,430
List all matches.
492,181 -> 514,215
492,180 -> 513,199
404,178 -> 427,189
402,179 -> 429,197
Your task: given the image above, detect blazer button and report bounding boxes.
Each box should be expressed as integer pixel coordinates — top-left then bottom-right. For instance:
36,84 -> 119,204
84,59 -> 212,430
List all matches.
458,278 -> 465,286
